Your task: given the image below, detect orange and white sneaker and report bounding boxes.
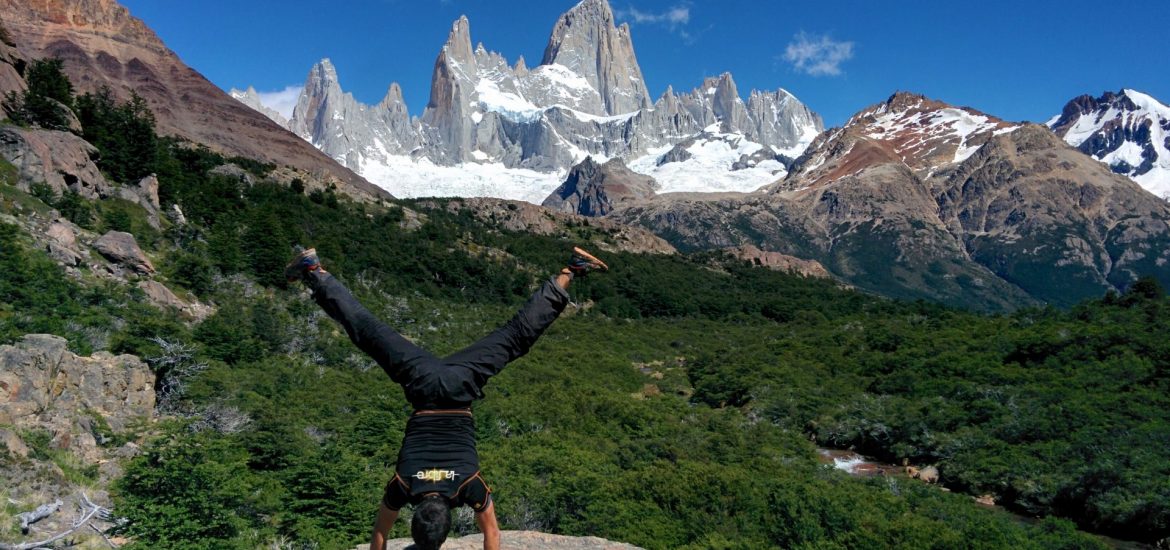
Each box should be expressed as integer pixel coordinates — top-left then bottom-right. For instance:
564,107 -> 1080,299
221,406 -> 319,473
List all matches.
565,246 -> 609,277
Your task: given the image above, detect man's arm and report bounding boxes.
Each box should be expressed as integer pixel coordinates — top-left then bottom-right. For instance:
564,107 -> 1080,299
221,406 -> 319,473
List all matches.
475,501 -> 500,550
369,503 -> 399,550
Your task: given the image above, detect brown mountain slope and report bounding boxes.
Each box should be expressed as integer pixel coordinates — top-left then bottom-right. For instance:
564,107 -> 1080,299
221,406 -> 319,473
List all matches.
0,0 -> 386,198
616,93 -> 1170,310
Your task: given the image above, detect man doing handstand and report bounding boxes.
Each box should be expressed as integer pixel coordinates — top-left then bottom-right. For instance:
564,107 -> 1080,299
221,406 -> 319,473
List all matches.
285,246 -> 609,550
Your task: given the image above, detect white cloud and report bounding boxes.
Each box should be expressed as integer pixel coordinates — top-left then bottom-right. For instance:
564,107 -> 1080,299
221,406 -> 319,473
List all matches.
783,32 -> 854,77
256,85 -> 303,120
616,3 -> 690,28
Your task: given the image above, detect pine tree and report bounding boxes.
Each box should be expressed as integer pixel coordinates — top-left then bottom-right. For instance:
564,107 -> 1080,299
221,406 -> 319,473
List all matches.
4,58 -> 75,130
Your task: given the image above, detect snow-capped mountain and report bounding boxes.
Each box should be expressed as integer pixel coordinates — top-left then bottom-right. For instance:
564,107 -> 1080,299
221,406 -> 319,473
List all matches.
236,0 -> 823,203
619,91 -> 1170,310
774,92 -> 1018,192
1049,89 -> 1170,199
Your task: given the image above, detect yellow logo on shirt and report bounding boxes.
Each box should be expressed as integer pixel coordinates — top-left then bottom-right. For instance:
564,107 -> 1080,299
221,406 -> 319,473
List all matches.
414,469 -> 459,482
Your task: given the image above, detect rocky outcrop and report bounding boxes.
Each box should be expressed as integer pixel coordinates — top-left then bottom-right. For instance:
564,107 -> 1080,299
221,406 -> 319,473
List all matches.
543,157 -> 657,216
92,230 -> 154,275
375,531 -> 642,550
726,245 -> 830,278
0,0 -> 386,200
137,280 -> 212,320
422,197 -> 675,256
0,333 -> 154,549
115,173 -> 162,228
0,334 -> 154,461
209,163 -> 256,186
0,24 -> 27,105
0,126 -> 111,198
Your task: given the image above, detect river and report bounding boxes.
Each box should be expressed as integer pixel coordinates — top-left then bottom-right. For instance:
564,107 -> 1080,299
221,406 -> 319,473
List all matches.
815,448 -> 1153,550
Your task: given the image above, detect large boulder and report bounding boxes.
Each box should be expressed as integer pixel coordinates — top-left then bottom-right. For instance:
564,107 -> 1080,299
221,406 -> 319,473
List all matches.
209,163 -> 255,186
727,245 -> 831,278
92,231 -> 154,275
137,280 -> 212,321
0,126 -> 111,198
116,174 -> 162,229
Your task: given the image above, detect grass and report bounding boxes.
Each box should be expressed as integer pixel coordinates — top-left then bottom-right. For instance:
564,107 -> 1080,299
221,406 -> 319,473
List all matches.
0,180 -> 54,217
0,156 -> 18,186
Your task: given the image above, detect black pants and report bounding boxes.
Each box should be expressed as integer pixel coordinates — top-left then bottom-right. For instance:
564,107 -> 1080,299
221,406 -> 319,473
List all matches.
308,271 -> 570,409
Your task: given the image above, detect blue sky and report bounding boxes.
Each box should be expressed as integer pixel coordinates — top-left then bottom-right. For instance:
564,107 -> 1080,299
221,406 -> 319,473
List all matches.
119,0 -> 1170,128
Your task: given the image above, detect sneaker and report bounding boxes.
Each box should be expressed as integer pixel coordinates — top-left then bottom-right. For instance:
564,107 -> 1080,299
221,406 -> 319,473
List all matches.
566,246 -> 608,277
285,246 -> 323,282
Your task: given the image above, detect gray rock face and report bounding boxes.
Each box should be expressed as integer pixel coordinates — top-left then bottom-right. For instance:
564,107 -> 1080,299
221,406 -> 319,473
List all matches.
543,157 -> 657,216
229,85 -> 288,127
290,58 -> 419,168
46,220 -> 78,249
540,0 -> 651,116
0,333 -> 155,548
237,0 -> 823,197
209,163 -> 255,186
0,34 -> 27,107
92,230 -> 154,275
0,126 -> 111,198
116,173 -> 162,229
0,334 -> 155,460
137,280 -> 212,320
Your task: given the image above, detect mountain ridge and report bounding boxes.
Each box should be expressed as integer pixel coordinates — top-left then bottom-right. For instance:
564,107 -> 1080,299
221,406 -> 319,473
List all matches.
615,92 -> 1170,309
0,0 -> 386,199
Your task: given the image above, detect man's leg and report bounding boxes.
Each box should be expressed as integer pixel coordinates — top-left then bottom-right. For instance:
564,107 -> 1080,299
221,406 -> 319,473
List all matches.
299,264 -> 437,386
442,276 -> 570,382
443,247 -> 608,383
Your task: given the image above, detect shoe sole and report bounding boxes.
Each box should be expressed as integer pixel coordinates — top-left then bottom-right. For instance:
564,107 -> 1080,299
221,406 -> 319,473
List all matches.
573,246 -> 609,271
285,248 -> 318,281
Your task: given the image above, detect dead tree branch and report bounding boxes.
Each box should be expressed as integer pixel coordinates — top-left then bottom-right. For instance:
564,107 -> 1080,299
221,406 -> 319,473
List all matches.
1,494 -> 110,550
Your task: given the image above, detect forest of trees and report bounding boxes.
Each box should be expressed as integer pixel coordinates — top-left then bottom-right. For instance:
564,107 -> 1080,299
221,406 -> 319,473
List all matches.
1,59 -> 1166,549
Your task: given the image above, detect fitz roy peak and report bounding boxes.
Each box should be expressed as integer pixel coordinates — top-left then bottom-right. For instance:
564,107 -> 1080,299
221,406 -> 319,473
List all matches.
1048,89 -> 1170,199
253,0 -> 823,202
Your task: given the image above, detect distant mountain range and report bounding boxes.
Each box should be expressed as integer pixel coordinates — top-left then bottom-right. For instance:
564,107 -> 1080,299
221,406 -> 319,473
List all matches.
614,92 -> 1170,310
3,0 -> 1168,309
232,0 -> 822,203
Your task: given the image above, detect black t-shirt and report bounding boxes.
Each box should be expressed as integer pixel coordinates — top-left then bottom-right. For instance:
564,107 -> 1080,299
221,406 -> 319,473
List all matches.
381,410 -> 491,511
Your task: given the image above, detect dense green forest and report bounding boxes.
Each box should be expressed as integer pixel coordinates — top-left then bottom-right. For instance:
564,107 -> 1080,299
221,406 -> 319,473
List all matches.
3,60 -> 1167,549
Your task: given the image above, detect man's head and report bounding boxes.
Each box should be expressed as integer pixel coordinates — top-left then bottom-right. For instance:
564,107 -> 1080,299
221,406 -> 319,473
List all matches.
411,494 -> 451,550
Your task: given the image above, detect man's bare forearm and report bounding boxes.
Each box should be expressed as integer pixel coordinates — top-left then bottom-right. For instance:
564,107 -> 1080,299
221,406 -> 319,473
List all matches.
476,502 -> 501,550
